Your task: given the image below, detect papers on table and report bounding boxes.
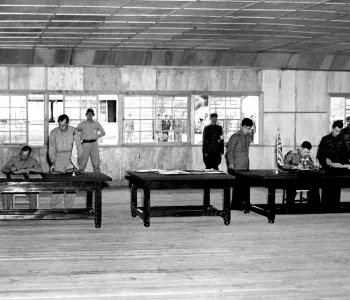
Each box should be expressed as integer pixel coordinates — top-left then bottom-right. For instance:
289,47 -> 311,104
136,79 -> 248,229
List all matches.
135,169 -> 225,175
0,173 -> 7,179
330,163 -> 350,169
27,173 -> 42,179
10,174 -> 25,179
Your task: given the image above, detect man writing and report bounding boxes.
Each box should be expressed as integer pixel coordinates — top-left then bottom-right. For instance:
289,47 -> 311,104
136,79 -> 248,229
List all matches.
49,114 -> 82,209
283,141 -> 320,210
202,113 -> 224,170
1,146 -> 43,209
76,108 -> 105,172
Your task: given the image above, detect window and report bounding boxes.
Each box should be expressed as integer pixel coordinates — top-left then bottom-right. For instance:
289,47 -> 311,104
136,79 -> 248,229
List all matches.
194,95 -> 259,145
0,94 -> 45,145
48,94 -> 118,145
124,95 -> 188,144
330,96 -> 350,128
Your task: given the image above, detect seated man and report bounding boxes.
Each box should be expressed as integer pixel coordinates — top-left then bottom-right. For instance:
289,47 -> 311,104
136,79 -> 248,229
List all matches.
283,141 -> 320,210
1,146 -> 43,209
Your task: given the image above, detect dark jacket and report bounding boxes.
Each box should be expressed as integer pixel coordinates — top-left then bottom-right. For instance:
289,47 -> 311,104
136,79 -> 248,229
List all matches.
317,133 -> 350,168
202,124 -> 224,156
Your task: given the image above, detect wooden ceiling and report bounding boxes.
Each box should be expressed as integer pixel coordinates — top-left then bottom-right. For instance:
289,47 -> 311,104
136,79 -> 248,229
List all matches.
1,0 -> 350,54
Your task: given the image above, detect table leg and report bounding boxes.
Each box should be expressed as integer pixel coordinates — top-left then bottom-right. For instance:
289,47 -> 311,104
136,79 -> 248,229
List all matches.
223,185 -> 231,225
143,182 -> 151,227
131,183 -> 137,217
244,185 -> 251,214
87,191 -> 93,208
267,187 -> 276,224
94,186 -> 102,228
203,189 -> 210,208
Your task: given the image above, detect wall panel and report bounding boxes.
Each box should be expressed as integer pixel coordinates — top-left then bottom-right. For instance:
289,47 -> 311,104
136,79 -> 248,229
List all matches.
296,113 -> 327,147
47,67 -> 84,90
84,67 -> 119,91
263,113 -> 295,146
263,70 -> 296,112
296,71 -> 327,112
227,69 -> 262,92
156,69 -> 190,91
119,67 -> 156,91
0,66 -> 8,89
9,67 -> 29,90
328,71 -> 350,93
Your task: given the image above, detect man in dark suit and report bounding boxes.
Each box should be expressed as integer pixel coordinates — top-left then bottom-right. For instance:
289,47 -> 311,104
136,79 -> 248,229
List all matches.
202,113 -> 224,170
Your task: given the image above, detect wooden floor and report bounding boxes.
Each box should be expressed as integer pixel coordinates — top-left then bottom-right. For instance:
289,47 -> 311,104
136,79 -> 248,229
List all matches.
2,187 -> 350,299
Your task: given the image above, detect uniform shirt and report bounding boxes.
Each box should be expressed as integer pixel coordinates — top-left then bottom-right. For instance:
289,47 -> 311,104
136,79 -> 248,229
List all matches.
1,155 -> 42,173
226,130 -> 251,169
202,124 -> 224,155
49,126 -> 83,163
76,120 -> 105,140
283,149 -> 314,169
317,133 -> 349,168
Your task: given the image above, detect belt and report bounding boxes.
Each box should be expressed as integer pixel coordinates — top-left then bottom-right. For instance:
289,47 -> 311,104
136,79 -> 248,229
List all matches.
82,139 -> 97,143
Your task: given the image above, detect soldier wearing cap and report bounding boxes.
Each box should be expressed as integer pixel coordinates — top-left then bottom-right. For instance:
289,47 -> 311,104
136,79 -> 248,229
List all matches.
77,108 -> 106,172
202,113 -> 224,170
76,108 -> 106,172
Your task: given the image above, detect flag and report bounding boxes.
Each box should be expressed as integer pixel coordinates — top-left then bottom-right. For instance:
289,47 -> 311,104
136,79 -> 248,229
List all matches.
70,130 -> 79,172
276,131 -> 284,168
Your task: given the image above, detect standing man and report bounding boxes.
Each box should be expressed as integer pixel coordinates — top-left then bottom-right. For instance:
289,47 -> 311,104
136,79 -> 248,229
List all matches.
76,108 -> 105,172
202,113 -> 224,170
317,120 -> 350,211
1,146 -> 43,209
49,114 -> 83,209
283,141 -> 320,210
226,118 -> 254,209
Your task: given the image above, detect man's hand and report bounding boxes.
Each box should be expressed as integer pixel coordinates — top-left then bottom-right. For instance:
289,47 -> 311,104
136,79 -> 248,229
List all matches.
229,164 -> 234,169
50,165 -> 55,172
17,168 -> 29,174
204,153 -> 208,157
10,166 -> 17,172
326,158 -> 332,166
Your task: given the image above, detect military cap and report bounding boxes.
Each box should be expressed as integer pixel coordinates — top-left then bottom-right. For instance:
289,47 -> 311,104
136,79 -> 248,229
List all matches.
86,108 -> 95,115
210,113 -> 218,118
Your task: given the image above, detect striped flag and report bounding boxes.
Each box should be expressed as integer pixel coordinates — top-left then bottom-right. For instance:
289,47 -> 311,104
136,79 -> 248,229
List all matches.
276,131 -> 284,168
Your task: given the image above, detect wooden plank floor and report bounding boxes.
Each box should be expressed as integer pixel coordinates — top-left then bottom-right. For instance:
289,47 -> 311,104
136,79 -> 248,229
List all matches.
1,188 -> 350,299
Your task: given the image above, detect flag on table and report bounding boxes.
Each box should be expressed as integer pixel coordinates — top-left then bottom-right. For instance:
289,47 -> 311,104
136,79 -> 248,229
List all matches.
276,131 -> 284,168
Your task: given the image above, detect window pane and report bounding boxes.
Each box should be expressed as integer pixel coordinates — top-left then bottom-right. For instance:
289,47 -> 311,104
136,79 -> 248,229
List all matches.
28,95 -> 44,145
330,97 -> 345,130
124,95 -> 188,144
242,96 -> 259,144
194,95 -> 209,145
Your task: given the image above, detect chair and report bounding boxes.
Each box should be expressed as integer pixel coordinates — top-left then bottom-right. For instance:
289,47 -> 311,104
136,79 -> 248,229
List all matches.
13,194 -> 39,209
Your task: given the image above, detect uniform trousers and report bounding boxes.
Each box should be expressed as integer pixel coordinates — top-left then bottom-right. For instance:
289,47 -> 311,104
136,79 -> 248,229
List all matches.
79,141 -> 100,172
1,193 -> 38,209
51,151 -> 75,209
228,168 -> 250,210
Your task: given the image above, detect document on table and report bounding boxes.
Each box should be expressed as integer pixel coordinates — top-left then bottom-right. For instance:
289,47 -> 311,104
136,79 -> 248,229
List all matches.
27,173 -> 43,179
157,170 -> 189,175
136,169 -> 162,173
0,173 -> 7,179
10,174 -> 24,179
330,163 -> 350,169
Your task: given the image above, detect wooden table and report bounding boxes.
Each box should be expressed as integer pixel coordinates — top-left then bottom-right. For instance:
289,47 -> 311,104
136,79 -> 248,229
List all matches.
231,169 -> 350,223
126,171 -> 232,227
0,172 -> 112,228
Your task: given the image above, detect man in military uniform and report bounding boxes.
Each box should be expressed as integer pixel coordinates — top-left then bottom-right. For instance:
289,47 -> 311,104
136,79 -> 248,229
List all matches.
226,118 -> 253,209
283,141 -> 320,210
317,120 -> 350,211
76,108 -> 106,172
202,113 -> 224,170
